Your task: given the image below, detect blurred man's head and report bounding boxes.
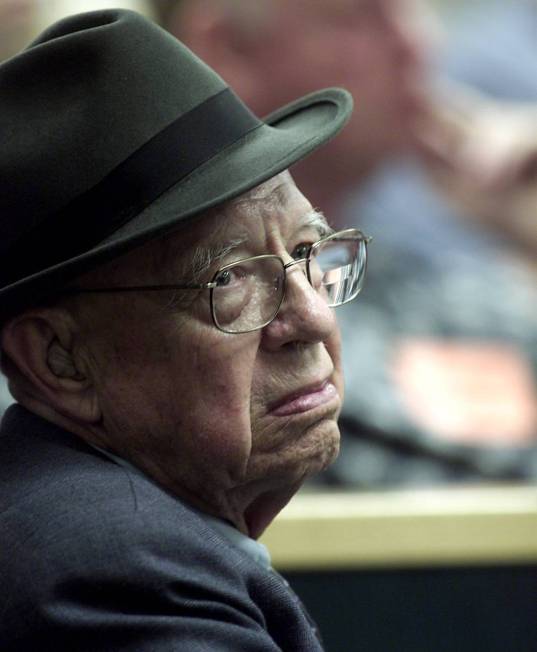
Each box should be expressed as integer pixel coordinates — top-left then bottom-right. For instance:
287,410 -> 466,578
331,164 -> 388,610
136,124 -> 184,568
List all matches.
161,0 -> 432,212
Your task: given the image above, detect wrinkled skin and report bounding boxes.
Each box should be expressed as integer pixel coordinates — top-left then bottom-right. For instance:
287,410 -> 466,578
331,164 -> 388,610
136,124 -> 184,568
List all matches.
75,172 -> 344,538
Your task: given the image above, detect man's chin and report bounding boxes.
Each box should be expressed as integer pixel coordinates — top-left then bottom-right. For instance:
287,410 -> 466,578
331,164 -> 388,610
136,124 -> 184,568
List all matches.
317,424 -> 341,471
298,418 -> 341,478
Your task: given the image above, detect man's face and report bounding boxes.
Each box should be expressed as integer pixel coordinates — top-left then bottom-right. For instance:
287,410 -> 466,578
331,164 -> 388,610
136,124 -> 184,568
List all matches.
78,172 -> 343,536
245,0 -> 429,169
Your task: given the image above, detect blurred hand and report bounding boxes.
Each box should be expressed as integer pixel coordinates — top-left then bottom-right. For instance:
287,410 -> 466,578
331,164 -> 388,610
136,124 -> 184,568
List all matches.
414,80 -> 537,256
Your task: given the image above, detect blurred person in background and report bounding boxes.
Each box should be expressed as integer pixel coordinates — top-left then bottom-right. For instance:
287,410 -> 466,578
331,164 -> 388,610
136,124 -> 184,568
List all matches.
153,0 -> 431,218
154,0 -> 537,486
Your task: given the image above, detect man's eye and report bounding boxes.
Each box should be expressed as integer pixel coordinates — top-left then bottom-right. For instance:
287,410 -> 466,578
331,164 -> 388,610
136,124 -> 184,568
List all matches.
291,243 -> 312,260
215,266 -> 247,287
215,269 -> 230,286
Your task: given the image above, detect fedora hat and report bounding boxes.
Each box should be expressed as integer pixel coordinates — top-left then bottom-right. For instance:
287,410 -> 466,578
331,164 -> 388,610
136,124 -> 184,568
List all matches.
0,9 -> 352,322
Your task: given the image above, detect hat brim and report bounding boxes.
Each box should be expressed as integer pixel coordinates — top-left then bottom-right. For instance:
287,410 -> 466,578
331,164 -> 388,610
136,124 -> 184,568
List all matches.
0,87 -> 352,318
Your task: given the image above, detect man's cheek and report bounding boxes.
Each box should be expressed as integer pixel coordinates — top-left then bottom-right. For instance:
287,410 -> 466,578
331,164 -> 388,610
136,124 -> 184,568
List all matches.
327,331 -> 344,401
200,377 -> 253,460
326,327 -> 342,365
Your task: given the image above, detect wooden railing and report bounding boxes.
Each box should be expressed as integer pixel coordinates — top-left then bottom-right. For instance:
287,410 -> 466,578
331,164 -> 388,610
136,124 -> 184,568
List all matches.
260,484 -> 537,570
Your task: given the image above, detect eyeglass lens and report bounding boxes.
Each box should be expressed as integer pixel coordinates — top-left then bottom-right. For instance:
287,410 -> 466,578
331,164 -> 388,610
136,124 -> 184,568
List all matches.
211,235 -> 366,334
311,236 -> 366,307
212,256 -> 285,333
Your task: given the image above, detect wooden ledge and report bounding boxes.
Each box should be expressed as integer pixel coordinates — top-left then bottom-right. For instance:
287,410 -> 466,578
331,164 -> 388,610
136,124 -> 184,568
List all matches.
260,485 -> 537,570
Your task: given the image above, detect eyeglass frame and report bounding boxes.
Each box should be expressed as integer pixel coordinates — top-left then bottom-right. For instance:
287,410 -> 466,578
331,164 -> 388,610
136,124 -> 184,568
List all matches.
64,227 -> 371,334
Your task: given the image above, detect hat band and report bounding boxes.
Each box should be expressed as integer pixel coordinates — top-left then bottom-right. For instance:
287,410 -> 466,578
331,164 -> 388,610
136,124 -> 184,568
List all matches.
2,88 -> 261,287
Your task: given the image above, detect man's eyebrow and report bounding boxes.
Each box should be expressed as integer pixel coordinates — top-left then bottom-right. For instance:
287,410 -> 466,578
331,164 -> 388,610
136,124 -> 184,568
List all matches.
179,210 -> 331,280
187,235 -> 248,280
298,209 -> 333,237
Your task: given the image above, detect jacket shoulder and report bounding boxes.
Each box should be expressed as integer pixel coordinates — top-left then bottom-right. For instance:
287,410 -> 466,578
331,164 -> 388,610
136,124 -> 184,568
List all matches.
0,406 -> 321,651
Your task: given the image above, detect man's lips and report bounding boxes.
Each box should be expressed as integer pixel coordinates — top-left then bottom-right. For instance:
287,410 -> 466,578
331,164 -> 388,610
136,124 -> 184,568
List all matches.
269,380 -> 338,417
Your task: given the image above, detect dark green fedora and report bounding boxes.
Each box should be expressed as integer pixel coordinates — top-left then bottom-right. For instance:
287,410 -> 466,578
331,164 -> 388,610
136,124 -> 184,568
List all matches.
0,9 -> 352,322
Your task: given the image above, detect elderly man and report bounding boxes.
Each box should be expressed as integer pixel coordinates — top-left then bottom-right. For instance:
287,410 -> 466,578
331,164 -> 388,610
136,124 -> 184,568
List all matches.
0,9 -> 368,650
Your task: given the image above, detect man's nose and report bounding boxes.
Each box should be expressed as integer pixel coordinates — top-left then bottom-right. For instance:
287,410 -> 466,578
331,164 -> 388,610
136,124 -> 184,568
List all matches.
261,261 -> 338,349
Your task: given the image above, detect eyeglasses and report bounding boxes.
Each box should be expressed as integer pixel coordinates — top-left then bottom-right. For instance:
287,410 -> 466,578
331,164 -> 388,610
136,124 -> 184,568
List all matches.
68,228 -> 370,334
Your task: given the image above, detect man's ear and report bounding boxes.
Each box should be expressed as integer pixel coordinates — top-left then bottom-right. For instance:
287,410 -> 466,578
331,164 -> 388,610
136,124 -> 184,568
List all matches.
1,308 -> 100,424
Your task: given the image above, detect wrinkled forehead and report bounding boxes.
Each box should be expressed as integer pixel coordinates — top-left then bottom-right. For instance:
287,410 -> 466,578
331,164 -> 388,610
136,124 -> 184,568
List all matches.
229,171 -> 305,218
182,171 -> 318,245
161,172 -> 326,274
